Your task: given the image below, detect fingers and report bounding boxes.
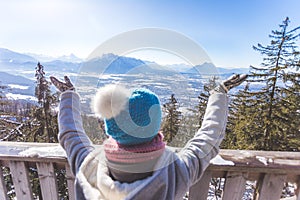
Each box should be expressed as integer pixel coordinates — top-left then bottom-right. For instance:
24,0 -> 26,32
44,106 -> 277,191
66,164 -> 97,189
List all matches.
230,74 -> 248,88
233,74 -> 248,84
50,76 -> 63,86
227,74 -> 248,83
224,75 -> 237,87
50,75 -> 75,92
64,76 -> 72,85
50,76 -> 65,91
239,74 -> 248,82
50,76 -> 56,83
222,74 -> 248,91
64,76 -> 75,90
50,76 -> 57,82
228,74 -> 239,81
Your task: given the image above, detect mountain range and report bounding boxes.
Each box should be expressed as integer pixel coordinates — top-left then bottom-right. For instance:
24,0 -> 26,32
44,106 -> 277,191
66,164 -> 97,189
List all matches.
0,47 -> 250,102
0,48 -> 249,74
26,52 -> 82,63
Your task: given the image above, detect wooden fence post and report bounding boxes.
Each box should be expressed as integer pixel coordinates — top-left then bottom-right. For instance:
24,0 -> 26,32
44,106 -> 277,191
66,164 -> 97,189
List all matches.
0,166 -> 8,200
222,171 -> 247,200
294,176 -> 300,200
256,174 -> 287,200
65,164 -> 75,200
9,161 -> 33,200
36,162 -> 59,200
189,171 -> 212,200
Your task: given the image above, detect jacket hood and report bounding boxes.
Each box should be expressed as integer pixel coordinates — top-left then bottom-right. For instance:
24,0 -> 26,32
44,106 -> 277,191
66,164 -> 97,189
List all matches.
77,149 -> 144,200
77,147 -> 177,200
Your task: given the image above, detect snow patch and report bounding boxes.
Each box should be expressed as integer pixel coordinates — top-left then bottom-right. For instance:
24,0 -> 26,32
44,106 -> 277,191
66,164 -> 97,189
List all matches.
6,93 -> 36,101
8,84 -> 29,90
256,156 -> 269,165
210,154 -> 235,166
19,146 -> 66,157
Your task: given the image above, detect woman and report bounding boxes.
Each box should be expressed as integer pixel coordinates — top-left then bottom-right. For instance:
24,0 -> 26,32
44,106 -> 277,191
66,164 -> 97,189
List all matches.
50,74 -> 247,200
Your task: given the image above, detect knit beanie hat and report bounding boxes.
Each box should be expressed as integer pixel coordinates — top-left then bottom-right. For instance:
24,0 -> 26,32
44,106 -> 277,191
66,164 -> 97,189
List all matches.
93,85 -> 162,145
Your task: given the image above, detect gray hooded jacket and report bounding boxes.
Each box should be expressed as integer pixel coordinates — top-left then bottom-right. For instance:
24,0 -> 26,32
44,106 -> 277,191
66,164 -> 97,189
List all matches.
58,91 -> 228,200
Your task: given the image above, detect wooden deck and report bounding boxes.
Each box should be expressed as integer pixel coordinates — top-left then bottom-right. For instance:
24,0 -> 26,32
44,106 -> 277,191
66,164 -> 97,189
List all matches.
0,141 -> 299,200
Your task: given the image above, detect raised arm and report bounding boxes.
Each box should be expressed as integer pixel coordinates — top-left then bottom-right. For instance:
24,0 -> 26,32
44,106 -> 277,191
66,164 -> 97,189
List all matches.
51,76 -> 94,175
180,74 -> 247,185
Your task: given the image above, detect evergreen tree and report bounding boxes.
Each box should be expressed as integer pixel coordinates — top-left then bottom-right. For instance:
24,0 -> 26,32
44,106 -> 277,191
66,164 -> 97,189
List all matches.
221,84 -> 265,149
227,17 -> 300,151
279,72 -> 300,150
161,94 -> 182,143
0,83 -> 6,103
0,82 -> 9,113
33,62 -> 59,142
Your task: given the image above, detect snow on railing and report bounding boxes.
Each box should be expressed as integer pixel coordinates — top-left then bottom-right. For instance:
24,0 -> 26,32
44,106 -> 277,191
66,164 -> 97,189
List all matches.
0,142 -> 300,200
0,142 -> 73,200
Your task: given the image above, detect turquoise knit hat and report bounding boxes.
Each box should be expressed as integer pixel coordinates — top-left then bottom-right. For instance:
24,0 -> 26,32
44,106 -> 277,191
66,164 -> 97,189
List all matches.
93,85 -> 162,145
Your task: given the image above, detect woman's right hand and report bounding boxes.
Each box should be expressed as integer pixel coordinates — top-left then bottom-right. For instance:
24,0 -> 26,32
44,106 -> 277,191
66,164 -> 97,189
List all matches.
50,76 -> 75,92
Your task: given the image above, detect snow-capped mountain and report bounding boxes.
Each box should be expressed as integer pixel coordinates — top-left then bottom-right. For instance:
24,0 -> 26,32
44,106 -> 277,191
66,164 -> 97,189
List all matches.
27,53 -> 83,63
0,48 -> 37,63
82,53 -> 146,74
81,53 -> 180,75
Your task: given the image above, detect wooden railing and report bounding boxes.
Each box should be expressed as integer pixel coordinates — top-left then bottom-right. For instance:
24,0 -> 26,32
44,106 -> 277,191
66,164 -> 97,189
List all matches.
0,142 -> 74,200
189,150 -> 300,200
0,142 -> 299,200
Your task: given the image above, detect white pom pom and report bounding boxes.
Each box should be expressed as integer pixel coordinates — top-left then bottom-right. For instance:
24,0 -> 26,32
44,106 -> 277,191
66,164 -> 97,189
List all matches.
92,84 -> 131,119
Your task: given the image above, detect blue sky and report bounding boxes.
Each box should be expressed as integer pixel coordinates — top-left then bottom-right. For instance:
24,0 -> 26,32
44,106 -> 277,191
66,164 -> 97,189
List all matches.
1,0 -> 300,68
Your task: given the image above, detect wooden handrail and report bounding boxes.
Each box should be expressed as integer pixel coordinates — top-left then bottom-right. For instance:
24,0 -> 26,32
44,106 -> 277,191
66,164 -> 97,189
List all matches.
0,142 -> 71,200
0,141 -> 299,200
